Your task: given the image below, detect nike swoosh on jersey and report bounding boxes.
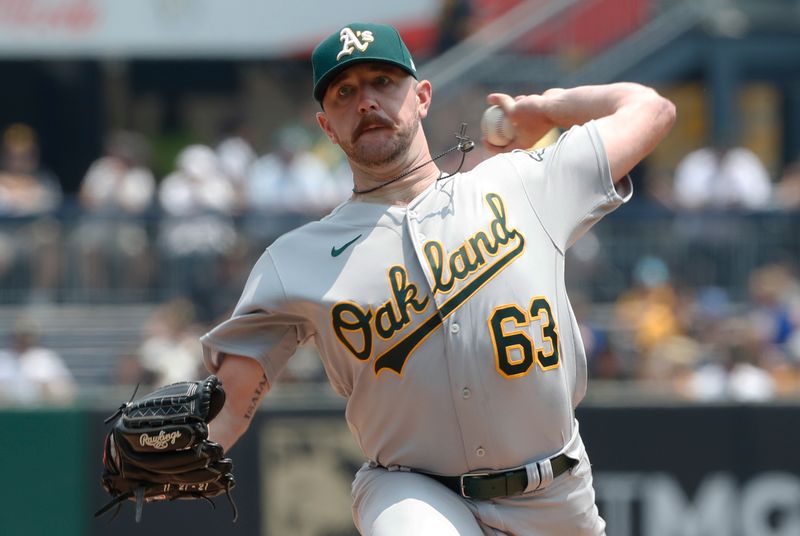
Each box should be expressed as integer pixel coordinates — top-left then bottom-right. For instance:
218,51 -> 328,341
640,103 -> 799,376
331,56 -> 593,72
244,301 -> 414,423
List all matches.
331,234 -> 363,257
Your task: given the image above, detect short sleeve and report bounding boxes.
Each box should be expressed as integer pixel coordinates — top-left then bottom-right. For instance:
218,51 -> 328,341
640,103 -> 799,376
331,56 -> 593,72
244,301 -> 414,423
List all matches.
511,121 -> 632,252
200,249 -> 315,384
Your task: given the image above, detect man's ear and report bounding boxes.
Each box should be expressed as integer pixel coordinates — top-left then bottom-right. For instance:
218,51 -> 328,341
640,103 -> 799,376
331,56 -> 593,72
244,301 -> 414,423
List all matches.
316,112 -> 339,144
416,80 -> 433,120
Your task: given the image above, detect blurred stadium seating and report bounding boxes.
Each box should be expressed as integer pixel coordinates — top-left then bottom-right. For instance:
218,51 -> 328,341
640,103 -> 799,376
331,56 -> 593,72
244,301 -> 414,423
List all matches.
0,303 -> 154,386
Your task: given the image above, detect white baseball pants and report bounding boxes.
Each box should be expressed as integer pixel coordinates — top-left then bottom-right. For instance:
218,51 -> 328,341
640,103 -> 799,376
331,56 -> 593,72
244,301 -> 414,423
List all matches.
351,446 -> 605,535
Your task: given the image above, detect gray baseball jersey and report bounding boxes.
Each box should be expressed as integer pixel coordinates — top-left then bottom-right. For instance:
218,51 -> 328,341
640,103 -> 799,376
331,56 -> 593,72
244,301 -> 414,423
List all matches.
201,120 -> 631,476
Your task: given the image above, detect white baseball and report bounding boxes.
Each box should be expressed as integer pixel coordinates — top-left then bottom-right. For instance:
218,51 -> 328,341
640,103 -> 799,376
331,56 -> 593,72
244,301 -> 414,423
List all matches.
481,105 -> 515,146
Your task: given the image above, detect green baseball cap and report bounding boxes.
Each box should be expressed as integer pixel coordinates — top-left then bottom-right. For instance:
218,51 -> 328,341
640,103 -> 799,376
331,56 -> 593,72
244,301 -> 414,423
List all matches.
312,22 -> 417,103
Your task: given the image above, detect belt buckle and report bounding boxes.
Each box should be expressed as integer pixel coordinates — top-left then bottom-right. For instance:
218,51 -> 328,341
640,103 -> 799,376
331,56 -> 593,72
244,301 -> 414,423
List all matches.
459,472 -> 490,498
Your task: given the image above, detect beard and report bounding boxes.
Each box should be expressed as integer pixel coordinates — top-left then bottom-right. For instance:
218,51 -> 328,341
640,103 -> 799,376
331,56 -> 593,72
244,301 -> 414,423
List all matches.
340,110 -> 419,168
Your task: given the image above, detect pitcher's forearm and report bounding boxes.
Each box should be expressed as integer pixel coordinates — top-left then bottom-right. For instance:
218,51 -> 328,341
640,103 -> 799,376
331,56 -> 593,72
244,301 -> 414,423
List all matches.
208,354 -> 271,453
536,83 -> 662,129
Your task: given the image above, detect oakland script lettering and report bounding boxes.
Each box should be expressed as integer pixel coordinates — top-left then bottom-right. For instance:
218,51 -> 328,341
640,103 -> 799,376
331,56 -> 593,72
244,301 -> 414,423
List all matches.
331,193 -> 523,368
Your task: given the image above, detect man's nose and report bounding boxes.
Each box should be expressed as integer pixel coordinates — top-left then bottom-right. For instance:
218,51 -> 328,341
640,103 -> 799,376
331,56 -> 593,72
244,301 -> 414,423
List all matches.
357,87 -> 380,114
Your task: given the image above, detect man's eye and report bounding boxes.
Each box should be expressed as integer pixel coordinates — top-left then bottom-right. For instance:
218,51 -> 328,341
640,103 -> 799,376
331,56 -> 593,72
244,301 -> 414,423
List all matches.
337,85 -> 353,97
375,76 -> 390,86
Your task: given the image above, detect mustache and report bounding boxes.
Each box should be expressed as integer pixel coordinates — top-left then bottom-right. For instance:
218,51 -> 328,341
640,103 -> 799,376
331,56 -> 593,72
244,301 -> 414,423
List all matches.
352,114 -> 394,142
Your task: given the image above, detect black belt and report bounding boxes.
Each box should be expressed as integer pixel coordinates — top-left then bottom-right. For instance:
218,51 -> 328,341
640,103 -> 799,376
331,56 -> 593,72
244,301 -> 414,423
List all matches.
421,453 -> 576,500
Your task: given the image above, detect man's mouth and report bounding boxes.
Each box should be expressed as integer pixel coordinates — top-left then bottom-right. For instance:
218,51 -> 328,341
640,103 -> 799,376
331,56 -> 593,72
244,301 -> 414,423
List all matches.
353,117 -> 393,141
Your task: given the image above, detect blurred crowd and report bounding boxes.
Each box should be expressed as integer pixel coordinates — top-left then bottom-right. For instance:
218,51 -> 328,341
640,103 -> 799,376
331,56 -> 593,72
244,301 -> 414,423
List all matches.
0,120 -> 353,309
629,137 -> 800,214
0,315 -> 76,405
0,118 -> 799,406
583,258 -> 800,402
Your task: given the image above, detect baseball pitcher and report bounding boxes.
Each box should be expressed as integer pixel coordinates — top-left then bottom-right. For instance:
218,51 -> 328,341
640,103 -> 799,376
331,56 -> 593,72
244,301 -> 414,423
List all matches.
201,22 -> 676,535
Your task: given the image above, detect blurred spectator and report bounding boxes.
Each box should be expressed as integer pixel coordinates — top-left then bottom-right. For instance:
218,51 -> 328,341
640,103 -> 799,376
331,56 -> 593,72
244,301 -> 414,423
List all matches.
614,256 -> 683,379
72,130 -> 156,293
648,334 -> 703,392
672,138 -> 772,211
158,144 -> 238,255
685,285 -> 734,340
0,316 -> 76,405
669,138 -> 773,288
137,298 -> 205,387
214,113 -> 257,212
0,123 -> 62,302
681,319 -> 777,403
747,263 -> 799,348
0,123 -> 61,215
79,130 -> 154,214
436,0 -> 474,53
246,125 -> 348,216
684,354 -> 777,402
157,145 -> 239,317
745,262 -> 800,393
159,144 -> 237,219
773,158 -> 800,210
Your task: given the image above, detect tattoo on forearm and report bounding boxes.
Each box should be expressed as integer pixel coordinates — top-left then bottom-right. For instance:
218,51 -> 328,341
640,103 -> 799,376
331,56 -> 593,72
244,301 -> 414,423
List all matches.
244,374 -> 268,420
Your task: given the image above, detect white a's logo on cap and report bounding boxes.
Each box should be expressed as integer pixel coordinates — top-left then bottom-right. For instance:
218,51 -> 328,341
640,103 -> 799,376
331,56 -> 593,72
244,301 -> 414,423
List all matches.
337,28 -> 374,61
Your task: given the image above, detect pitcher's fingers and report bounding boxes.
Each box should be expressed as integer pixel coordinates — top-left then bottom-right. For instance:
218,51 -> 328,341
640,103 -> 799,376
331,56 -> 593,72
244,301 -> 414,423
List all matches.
486,93 -> 516,114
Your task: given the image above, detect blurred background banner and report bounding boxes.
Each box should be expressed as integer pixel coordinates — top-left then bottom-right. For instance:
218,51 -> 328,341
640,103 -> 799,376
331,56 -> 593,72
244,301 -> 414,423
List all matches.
0,0 -> 440,57
2,404 -> 797,536
582,404 -> 800,536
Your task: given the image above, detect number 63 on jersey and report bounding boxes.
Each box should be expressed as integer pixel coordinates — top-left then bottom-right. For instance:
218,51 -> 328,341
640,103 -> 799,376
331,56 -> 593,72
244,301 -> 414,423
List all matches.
489,296 -> 561,378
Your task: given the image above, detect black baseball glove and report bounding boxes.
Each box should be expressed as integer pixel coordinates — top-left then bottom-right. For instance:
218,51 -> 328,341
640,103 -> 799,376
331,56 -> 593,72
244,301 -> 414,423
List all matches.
94,375 -> 237,522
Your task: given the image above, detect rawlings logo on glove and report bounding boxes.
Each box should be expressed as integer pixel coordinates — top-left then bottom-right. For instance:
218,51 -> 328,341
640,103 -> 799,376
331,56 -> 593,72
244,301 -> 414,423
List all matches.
139,430 -> 183,449
94,376 -> 237,522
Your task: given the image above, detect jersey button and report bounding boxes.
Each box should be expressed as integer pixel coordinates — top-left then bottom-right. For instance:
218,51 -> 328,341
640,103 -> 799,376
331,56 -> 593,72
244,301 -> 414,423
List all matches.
476,447 -> 485,457
450,323 -> 460,334
462,388 -> 471,399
